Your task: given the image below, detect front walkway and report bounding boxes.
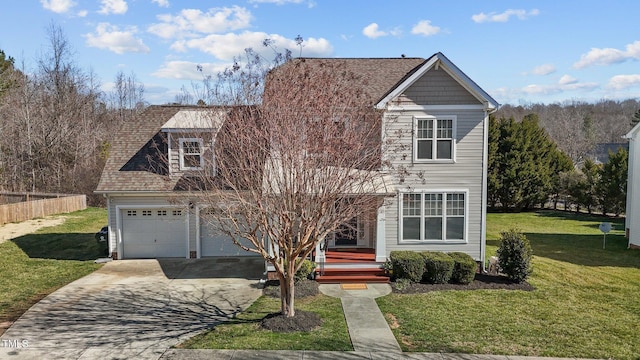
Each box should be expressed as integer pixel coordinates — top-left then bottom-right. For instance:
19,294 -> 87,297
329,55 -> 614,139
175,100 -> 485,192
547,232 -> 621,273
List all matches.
318,283 -> 400,353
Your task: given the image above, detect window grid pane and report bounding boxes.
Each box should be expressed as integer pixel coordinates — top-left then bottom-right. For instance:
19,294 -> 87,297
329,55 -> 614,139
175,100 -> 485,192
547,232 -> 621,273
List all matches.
424,194 -> 442,216
437,119 -> 452,139
417,119 -> 433,139
403,194 -> 421,216
446,193 -> 465,216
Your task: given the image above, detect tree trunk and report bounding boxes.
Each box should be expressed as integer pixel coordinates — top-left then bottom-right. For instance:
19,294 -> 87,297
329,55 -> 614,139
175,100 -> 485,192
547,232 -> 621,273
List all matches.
279,271 -> 296,317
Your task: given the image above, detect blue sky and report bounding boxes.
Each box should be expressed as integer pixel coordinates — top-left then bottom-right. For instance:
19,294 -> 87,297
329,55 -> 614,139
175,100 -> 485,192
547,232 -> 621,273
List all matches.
1,0 -> 639,105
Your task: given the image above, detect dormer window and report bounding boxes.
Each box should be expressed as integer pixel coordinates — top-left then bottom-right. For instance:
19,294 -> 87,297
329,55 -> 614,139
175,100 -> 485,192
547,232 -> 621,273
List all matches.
179,138 -> 204,170
414,116 -> 456,162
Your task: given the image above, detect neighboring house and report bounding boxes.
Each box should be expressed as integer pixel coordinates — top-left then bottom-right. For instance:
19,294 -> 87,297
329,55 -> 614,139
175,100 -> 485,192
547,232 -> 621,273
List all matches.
624,125 -> 640,249
95,52 -> 498,269
589,143 -> 629,165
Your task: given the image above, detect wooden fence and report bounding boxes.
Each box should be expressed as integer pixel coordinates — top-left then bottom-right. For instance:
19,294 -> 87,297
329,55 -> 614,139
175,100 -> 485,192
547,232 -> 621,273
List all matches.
0,192 -> 87,226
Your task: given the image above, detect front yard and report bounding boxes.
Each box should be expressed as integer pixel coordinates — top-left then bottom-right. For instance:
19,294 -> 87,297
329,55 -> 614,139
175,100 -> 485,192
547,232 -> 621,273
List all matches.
378,211 -> 639,359
0,208 -> 106,334
184,210 -> 640,359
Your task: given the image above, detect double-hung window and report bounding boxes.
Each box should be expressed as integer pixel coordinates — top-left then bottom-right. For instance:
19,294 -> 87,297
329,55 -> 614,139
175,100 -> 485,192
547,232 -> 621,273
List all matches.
400,191 -> 467,242
179,138 -> 204,170
414,116 -> 456,161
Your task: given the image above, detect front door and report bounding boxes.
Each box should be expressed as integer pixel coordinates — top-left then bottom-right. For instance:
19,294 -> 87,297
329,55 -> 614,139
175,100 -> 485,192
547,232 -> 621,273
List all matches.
335,217 -> 358,246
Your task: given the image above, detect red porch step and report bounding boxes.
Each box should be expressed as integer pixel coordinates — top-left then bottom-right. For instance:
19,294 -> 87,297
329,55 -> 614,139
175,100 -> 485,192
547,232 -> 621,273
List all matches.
315,267 -> 389,283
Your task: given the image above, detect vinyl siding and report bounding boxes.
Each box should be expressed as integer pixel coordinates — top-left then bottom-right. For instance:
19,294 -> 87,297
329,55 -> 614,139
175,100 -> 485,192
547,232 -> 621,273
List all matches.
397,69 -> 481,106
382,108 -> 485,260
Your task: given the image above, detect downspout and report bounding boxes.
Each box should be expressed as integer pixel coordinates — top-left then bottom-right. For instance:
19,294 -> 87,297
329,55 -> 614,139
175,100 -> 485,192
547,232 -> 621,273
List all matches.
480,108 -> 491,271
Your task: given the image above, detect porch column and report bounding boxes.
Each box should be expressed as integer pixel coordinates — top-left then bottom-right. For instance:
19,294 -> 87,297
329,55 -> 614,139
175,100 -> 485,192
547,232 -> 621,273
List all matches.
375,206 -> 386,262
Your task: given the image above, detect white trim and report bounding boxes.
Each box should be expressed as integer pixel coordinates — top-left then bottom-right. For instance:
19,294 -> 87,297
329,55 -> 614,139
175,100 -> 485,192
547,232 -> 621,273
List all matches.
167,133 -> 173,174
178,137 -> 204,171
387,104 -> 487,112
480,110 -> 489,266
375,206 -> 386,262
375,53 -> 499,111
115,204 -> 190,259
397,189 -> 469,244
195,205 -> 202,259
413,115 -> 457,163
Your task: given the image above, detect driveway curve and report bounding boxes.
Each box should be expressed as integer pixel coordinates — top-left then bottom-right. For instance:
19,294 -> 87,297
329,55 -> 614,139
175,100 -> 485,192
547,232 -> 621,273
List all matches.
0,257 -> 263,360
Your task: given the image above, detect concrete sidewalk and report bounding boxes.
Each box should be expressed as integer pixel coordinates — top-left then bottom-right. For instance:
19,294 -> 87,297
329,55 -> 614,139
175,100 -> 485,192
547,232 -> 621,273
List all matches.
318,283 -> 401,353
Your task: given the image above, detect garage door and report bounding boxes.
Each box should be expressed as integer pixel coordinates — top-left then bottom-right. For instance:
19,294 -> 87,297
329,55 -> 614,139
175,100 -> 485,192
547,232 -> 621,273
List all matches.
201,220 -> 258,257
122,209 -> 187,258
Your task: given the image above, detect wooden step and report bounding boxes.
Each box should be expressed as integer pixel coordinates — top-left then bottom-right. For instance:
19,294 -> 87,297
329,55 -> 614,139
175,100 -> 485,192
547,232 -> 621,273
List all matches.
315,267 -> 389,283
315,274 -> 390,283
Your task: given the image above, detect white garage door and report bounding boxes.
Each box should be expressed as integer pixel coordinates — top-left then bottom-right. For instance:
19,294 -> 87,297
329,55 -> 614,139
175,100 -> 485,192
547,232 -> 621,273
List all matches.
122,208 -> 187,258
201,220 -> 257,257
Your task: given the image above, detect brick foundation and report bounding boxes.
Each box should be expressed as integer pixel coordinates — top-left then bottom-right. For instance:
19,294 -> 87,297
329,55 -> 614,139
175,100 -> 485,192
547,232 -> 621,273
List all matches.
110,251 -> 118,260
629,243 -> 640,250
190,251 -> 197,259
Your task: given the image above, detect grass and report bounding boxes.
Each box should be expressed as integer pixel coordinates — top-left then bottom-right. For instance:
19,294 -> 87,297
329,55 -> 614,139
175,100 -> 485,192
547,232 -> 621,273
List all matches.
178,294 -> 352,351
0,207 -> 106,329
377,210 -> 640,359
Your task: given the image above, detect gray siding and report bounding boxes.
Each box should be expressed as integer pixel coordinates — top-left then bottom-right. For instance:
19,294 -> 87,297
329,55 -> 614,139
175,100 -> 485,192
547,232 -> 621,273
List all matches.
398,69 -> 481,106
382,109 -> 485,260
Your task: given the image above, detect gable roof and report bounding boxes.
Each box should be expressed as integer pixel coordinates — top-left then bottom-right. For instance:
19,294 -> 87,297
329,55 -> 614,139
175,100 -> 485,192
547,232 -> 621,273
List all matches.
267,53 -> 497,112
96,105 -> 219,193
376,52 -> 498,111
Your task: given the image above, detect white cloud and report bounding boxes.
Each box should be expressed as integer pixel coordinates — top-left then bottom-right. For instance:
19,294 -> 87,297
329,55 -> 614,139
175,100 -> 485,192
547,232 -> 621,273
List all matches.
607,74 -> 640,90
411,20 -> 441,37
40,0 -> 76,13
152,0 -> 169,7
530,64 -> 556,76
573,41 -> 640,69
472,9 -> 539,23
99,0 -> 128,15
362,23 -> 387,39
77,10 -> 88,17
152,60 -> 229,80
171,31 -> 332,61
520,76 -> 598,95
558,75 -> 578,85
84,23 -> 150,54
148,6 -> 252,39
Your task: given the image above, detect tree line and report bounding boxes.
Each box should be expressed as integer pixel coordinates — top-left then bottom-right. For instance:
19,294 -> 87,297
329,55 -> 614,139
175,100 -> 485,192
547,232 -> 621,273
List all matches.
488,113 -> 629,215
0,25 -> 146,205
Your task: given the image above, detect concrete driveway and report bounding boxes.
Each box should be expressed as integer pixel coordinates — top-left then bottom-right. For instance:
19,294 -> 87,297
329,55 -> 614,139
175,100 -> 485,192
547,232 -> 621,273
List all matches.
0,257 -> 264,360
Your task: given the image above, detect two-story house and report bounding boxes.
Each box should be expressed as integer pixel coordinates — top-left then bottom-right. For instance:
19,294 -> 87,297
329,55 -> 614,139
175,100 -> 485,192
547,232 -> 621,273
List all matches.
95,52 -> 498,280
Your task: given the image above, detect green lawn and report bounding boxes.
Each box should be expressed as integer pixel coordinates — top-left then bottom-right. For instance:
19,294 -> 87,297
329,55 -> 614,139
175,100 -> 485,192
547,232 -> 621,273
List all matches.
378,210 -> 639,359
0,208 -> 106,330
178,294 -> 352,351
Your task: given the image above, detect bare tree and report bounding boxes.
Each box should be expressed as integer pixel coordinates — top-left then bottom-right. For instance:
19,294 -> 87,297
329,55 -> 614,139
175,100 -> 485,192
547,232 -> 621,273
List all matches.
176,55 -> 385,317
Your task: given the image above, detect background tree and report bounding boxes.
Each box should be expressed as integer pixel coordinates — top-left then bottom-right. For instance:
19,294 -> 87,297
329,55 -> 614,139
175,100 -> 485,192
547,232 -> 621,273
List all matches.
488,114 -> 572,211
178,51 -> 385,318
597,148 -> 628,215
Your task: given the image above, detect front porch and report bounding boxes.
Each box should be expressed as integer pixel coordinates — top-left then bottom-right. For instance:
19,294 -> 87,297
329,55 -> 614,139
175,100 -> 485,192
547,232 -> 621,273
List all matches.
314,248 -> 389,283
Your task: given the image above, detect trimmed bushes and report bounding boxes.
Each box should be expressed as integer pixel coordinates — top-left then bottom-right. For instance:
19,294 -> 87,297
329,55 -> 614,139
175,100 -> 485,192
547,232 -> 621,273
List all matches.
496,229 -> 533,283
389,251 -> 424,282
448,252 -> 477,285
390,250 -> 479,285
421,251 -> 454,284
295,259 -> 316,282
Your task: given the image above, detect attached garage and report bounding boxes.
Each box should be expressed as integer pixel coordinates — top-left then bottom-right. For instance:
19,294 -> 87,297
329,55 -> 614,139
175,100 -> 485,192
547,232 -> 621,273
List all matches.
121,208 -> 187,258
200,219 -> 258,257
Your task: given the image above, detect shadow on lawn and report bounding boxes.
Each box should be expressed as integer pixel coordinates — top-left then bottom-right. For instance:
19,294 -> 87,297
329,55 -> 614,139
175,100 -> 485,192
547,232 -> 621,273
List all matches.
487,211 -> 639,268
11,232 -> 106,261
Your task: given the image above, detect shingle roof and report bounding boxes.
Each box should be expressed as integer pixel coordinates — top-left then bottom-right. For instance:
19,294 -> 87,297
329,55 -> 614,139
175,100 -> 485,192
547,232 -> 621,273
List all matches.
267,57 -> 427,105
96,105 -> 198,193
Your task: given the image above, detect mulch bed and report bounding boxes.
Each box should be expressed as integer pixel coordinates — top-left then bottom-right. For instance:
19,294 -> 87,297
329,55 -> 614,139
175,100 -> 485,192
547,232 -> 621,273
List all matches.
392,273 -> 535,294
260,310 -> 322,332
262,279 -> 320,298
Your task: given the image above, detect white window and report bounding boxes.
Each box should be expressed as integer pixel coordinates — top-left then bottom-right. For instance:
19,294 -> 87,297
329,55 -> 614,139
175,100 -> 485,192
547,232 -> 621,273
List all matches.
400,191 -> 467,242
179,138 -> 204,170
414,116 -> 456,161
